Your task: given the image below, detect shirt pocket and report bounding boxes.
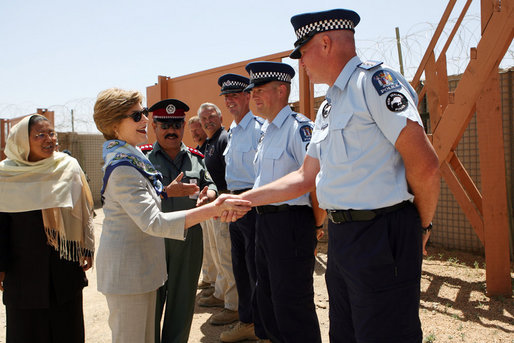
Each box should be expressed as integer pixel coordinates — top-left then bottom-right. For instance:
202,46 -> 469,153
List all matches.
328,113 -> 353,162
234,143 -> 251,168
262,147 -> 285,182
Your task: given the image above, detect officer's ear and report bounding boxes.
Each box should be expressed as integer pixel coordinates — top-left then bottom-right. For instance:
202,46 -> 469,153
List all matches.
320,34 -> 332,55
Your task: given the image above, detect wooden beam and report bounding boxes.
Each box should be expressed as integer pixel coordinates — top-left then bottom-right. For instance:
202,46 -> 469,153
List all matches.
448,152 -> 483,215
440,161 -> 485,243
411,0 -> 457,89
477,0 -> 512,297
298,67 -> 314,120
432,3 -> 514,162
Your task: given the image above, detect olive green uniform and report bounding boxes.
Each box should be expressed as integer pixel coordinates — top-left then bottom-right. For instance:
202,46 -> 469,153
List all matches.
149,142 -> 217,343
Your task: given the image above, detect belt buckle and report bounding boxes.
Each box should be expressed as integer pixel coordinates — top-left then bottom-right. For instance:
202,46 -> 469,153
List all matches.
328,210 -> 347,224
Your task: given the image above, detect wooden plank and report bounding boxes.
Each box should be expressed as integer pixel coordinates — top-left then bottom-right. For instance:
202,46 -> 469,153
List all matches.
477,6 -> 512,295
411,0 -> 457,89
440,162 -> 485,243
424,53 -> 443,130
432,3 -> 514,162
448,152 -> 483,214
435,54 -> 450,112
298,67 -> 314,120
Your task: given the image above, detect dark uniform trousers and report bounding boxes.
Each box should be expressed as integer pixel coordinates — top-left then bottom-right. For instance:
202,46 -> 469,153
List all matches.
326,202 -> 423,343
228,208 -> 265,337
255,205 -> 321,343
155,225 -> 203,343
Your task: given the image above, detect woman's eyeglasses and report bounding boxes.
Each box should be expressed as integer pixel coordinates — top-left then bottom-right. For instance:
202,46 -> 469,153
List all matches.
126,108 -> 149,122
158,121 -> 184,130
33,131 -> 57,141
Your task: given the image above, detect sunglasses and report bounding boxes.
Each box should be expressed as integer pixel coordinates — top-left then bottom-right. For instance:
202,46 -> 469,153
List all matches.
158,121 -> 184,130
126,108 -> 149,122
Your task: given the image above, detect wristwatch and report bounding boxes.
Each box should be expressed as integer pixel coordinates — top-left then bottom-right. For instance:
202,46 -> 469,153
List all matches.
422,222 -> 433,234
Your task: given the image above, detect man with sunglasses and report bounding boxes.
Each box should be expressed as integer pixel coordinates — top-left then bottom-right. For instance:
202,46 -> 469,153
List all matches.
148,98 -> 218,343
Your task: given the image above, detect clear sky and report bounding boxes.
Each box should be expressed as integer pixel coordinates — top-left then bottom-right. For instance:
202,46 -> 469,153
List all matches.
2,0 -> 508,133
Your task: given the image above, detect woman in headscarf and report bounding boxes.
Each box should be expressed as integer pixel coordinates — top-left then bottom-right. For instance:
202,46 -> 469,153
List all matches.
92,88 -> 250,343
0,114 -> 95,343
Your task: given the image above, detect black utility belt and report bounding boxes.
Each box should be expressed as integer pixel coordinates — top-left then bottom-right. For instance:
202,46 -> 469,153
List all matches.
327,201 -> 410,224
255,204 -> 310,215
230,188 -> 251,195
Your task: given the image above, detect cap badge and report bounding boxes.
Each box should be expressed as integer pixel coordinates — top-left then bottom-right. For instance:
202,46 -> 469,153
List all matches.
166,104 -> 176,114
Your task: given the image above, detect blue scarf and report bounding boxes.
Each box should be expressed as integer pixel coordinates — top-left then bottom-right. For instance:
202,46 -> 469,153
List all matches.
100,140 -> 165,202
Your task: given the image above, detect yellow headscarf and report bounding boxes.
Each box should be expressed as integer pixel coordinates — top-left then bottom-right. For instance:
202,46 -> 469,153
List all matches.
0,115 -> 95,262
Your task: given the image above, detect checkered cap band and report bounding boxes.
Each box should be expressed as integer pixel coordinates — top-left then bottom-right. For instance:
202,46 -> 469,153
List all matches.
222,80 -> 248,88
295,18 -> 354,40
249,71 -> 292,83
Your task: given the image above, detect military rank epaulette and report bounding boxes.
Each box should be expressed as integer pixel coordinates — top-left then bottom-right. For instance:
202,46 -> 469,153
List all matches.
358,60 -> 383,70
292,112 -> 310,123
188,146 -> 204,158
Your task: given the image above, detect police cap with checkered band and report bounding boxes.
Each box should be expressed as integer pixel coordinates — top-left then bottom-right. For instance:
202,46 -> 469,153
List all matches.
289,9 -> 360,59
244,61 -> 295,91
218,73 -> 250,95
148,99 -> 189,122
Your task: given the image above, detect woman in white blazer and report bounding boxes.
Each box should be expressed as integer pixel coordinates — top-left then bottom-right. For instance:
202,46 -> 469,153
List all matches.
93,88 -> 250,343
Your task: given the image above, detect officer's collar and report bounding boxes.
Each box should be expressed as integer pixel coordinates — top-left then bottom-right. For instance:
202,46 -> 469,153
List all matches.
230,111 -> 253,131
270,105 -> 293,129
330,55 -> 362,95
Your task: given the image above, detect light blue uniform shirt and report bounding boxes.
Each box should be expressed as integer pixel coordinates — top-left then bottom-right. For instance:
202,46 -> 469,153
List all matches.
223,111 -> 264,191
307,56 -> 422,210
254,105 -> 313,206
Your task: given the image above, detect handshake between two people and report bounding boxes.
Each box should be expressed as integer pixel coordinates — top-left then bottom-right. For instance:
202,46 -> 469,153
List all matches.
164,172 -> 252,222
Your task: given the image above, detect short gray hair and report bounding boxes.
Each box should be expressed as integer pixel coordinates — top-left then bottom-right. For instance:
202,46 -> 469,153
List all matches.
197,102 -> 221,117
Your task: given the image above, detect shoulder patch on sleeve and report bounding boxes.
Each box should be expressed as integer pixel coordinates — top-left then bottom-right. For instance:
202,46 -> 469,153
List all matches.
385,92 -> 409,112
187,146 -> 204,158
371,69 -> 401,95
358,60 -> 383,70
292,112 -> 310,123
299,124 -> 313,142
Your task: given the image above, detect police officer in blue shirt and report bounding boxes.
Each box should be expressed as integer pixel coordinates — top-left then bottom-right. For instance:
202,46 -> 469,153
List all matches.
216,74 -> 265,342
241,61 -> 324,343
219,9 -> 441,343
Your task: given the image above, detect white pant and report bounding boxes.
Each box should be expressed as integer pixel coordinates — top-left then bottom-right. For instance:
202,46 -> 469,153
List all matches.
204,217 -> 238,311
104,290 -> 156,343
200,219 -> 218,284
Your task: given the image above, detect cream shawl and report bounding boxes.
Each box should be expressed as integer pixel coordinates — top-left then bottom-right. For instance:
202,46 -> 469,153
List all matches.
0,115 -> 95,262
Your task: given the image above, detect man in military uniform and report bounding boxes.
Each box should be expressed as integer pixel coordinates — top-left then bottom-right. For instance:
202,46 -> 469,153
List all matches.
239,61 -> 324,343
220,9 -> 440,343
216,74 -> 264,342
197,103 -> 239,326
148,98 -> 218,343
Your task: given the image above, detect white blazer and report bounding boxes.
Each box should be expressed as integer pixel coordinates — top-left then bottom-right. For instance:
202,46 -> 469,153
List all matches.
96,166 -> 186,295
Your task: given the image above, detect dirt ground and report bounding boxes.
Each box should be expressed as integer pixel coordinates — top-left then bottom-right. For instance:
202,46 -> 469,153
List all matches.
1,209 -> 513,342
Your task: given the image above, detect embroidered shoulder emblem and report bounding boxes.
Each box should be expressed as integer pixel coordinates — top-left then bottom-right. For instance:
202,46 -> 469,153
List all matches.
188,146 -> 204,158
371,69 -> 401,95
386,92 -> 409,112
358,60 -> 383,70
299,124 -> 313,142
